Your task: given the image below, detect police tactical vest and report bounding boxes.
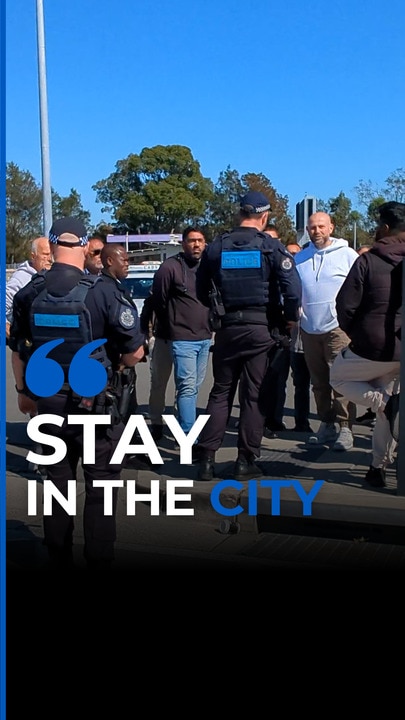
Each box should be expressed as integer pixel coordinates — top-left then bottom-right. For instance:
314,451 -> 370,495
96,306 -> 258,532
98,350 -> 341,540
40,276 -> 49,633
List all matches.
29,274 -> 101,381
219,230 -> 270,309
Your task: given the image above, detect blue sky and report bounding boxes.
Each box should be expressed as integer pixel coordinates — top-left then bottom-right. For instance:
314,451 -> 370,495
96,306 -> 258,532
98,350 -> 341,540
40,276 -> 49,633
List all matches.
6,0 -> 405,228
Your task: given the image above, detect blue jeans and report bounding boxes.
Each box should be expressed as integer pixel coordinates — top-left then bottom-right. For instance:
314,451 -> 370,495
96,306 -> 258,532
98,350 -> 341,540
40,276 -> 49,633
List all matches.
171,339 -> 212,433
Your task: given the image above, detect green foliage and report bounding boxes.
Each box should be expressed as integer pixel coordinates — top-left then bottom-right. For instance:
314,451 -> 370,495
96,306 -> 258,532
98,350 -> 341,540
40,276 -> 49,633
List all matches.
205,167 -> 296,242
366,196 -> 387,231
6,162 -> 92,263
354,169 -> 405,234
318,191 -> 370,247
242,172 -> 296,243
385,168 -> 405,202
355,168 -> 405,208
93,145 -> 214,234
52,188 -> 91,227
6,162 -> 42,262
204,166 -> 245,239
7,150 -> 405,261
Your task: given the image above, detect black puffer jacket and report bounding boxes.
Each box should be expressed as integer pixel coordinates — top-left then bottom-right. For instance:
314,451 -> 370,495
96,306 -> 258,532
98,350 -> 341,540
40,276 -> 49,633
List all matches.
336,232 -> 405,361
151,253 -> 211,342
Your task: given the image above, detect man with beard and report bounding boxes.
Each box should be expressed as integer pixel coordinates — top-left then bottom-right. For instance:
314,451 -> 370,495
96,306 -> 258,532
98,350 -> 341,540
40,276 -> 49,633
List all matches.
151,226 -> 212,439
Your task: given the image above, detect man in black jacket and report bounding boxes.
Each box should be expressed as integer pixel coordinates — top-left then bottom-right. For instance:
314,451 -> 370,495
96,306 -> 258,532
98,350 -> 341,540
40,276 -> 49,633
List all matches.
330,201 -> 405,487
151,226 -> 212,438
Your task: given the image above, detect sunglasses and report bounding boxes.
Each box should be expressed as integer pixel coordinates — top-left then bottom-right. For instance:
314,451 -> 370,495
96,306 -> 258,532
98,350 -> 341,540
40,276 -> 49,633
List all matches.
89,249 -> 102,256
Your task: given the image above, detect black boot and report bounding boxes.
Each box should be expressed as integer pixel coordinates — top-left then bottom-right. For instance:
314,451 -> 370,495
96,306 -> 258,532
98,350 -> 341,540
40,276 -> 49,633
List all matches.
365,465 -> 386,488
197,452 -> 215,481
233,456 -> 263,480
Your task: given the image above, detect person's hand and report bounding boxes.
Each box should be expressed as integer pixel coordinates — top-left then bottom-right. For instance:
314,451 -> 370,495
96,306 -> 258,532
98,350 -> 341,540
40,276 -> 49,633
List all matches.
17,393 -> 38,417
5,322 -> 10,340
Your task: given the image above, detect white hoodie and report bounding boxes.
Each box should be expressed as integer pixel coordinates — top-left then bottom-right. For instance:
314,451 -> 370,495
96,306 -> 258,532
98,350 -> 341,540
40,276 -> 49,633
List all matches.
5,261 -> 37,322
294,238 -> 358,334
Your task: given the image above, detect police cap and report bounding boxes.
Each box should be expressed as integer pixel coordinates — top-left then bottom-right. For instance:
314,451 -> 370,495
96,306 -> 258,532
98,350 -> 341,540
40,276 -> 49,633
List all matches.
240,191 -> 271,214
49,217 -> 89,247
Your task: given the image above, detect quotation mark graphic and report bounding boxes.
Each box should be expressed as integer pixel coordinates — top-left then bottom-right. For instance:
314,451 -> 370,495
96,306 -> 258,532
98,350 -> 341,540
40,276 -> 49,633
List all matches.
25,339 -> 108,397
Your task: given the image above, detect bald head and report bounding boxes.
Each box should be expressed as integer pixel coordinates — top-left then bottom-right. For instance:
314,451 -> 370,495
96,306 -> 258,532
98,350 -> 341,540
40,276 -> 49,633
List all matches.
101,243 -> 129,280
30,237 -> 52,271
306,212 -> 334,250
51,233 -> 87,270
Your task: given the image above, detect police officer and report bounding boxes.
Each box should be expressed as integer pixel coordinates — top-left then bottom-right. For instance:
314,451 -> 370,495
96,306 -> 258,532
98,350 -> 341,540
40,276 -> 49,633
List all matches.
197,191 -> 302,481
10,217 -> 145,570
100,242 -> 152,469
99,241 -> 141,376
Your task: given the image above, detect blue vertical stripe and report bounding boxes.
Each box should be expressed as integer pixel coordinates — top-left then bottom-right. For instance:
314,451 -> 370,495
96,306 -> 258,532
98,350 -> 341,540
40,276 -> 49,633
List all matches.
0,0 -> 6,714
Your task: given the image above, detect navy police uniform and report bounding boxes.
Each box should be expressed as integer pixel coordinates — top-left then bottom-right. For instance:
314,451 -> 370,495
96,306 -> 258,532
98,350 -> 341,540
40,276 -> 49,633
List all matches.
100,267 -> 143,415
197,192 -> 302,480
9,218 -> 144,569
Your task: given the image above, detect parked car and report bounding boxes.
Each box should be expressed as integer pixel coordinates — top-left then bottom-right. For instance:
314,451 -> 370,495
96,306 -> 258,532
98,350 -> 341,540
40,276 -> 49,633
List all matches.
122,262 -> 161,315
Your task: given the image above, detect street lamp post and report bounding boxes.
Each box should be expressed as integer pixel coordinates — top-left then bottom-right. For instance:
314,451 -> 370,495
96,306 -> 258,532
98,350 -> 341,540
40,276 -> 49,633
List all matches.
36,0 -> 52,235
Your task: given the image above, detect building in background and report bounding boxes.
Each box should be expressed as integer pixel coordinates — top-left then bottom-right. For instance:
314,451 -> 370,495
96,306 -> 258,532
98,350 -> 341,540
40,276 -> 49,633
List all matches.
295,196 -> 317,245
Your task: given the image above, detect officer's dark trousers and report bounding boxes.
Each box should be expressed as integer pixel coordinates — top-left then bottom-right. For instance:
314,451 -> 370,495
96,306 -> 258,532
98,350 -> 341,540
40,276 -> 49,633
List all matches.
263,346 -> 291,426
198,324 -> 274,459
37,393 -> 124,566
290,350 -> 311,428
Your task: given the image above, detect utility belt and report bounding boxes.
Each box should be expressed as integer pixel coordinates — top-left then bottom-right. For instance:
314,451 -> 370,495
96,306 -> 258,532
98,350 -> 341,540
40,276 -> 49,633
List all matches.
44,368 -> 135,424
221,307 -> 268,327
49,383 -> 111,415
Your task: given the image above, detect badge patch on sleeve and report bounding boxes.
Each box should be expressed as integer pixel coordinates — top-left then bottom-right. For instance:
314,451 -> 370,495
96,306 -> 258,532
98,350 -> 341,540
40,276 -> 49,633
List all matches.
281,257 -> 293,270
119,308 -> 136,328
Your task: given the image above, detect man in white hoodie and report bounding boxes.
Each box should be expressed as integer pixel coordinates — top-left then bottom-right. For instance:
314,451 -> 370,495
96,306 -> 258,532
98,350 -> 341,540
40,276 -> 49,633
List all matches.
5,236 -> 52,339
295,212 -> 358,450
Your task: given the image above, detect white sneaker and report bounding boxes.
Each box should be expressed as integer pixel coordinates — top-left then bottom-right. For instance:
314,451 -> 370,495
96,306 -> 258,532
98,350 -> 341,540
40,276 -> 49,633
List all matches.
308,422 -> 337,444
333,427 -> 353,451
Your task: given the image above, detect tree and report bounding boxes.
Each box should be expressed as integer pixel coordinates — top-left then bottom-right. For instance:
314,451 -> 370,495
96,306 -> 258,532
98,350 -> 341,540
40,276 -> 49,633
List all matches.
354,168 -> 405,234
205,166 -> 245,238
353,178 -> 381,209
206,167 -> 296,242
6,162 -> 93,263
242,172 -> 296,243
319,191 -> 369,247
328,192 -> 354,237
355,168 -> 405,208
93,145 -> 213,234
365,196 -> 387,232
385,168 -> 405,202
6,162 -> 42,263
52,188 -> 91,227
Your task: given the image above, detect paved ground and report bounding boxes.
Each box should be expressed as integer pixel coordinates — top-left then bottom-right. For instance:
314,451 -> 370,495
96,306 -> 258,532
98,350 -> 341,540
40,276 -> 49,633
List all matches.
6,353 -> 405,572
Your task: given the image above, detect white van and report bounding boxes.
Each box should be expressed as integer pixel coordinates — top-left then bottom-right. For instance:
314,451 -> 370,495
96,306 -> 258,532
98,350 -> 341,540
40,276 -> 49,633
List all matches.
122,262 -> 161,315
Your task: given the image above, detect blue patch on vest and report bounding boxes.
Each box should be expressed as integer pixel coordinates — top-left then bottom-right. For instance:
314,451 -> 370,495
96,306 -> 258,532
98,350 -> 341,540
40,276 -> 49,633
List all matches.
221,250 -> 261,269
33,313 -> 80,328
